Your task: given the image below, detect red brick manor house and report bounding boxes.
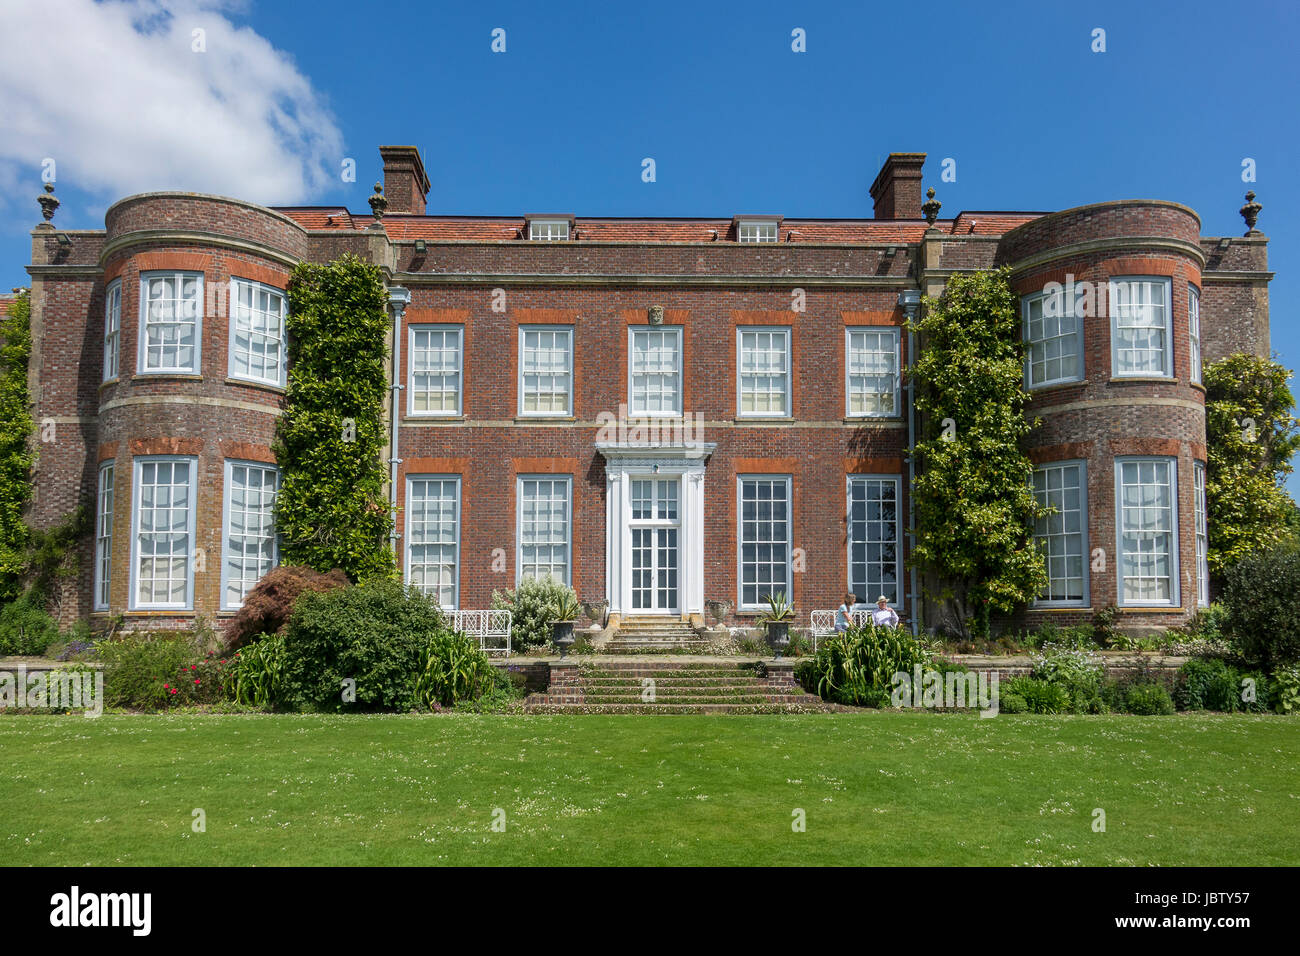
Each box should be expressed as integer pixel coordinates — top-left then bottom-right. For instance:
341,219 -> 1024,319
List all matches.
18,147 -> 1272,635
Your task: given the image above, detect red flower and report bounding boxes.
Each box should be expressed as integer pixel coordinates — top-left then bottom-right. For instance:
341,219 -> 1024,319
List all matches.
169,688 -> 178,695
194,678 -> 201,684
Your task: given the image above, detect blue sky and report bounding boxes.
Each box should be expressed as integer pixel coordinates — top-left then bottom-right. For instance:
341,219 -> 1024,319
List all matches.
3,0 -> 1298,490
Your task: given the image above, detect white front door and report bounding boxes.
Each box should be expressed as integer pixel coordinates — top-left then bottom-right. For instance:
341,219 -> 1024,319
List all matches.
628,477 -> 680,614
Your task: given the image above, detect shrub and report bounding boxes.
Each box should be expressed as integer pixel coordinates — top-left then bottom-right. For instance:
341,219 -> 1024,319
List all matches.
99,633 -> 224,710
491,577 -> 577,649
412,629 -> 497,709
450,668 -> 520,713
1175,658 -> 1245,712
800,622 -> 933,706
1271,665 -> 1300,715
1091,604 -> 1121,647
221,565 -> 350,650
1004,676 -> 1071,714
1125,683 -> 1175,715
1185,603 -> 1229,645
1030,642 -> 1104,712
0,593 -> 60,656
1221,543 -> 1300,667
282,579 -> 449,712
226,634 -> 288,709
999,691 -> 1028,714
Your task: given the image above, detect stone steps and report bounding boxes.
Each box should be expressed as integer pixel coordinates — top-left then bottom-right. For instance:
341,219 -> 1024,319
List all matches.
525,701 -> 826,714
609,618 -> 704,651
524,659 -> 832,713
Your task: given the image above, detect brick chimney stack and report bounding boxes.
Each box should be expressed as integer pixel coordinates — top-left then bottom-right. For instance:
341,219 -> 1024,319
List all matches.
869,153 -> 926,220
378,145 -> 431,216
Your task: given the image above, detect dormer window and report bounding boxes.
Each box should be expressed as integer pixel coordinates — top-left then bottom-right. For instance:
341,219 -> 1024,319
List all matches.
736,219 -> 780,243
527,218 -> 571,241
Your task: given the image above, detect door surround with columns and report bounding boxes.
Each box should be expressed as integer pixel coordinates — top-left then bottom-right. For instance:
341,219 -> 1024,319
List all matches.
597,441 -> 715,625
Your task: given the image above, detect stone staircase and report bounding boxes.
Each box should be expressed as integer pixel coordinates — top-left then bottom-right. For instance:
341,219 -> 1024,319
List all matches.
524,660 -> 832,713
607,617 -> 712,652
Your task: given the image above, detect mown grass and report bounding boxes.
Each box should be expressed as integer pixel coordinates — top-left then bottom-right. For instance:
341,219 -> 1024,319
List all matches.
2,712 -> 1297,865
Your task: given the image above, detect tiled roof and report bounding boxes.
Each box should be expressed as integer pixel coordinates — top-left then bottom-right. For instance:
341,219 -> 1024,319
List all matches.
272,208 -> 1044,242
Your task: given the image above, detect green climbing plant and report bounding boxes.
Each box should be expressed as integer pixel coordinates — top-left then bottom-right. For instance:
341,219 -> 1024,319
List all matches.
1203,352 -> 1300,575
908,267 -> 1048,638
0,292 -> 35,603
273,255 -> 395,582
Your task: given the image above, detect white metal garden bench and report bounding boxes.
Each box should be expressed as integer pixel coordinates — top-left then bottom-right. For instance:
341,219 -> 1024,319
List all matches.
449,609 -> 513,657
808,608 -> 873,651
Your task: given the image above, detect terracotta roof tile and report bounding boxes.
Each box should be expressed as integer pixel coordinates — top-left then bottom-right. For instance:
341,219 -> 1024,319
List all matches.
272,208 -> 1042,242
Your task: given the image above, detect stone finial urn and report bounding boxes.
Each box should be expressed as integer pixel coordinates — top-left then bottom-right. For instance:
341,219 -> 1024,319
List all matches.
922,187 -> 942,226
368,182 -> 388,221
1240,191 -> 1262,234
38,183 -> 60,223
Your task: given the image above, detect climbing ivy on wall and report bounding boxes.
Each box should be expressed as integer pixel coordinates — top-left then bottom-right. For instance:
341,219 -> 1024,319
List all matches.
908,267 -> 1048,638
0,292 -> 35,603
1204,352 -> 1300,575
273,255 -> 395,582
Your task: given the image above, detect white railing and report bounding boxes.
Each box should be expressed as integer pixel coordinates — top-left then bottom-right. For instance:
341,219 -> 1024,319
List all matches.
449,609 -> 512,657
808,608 -> 875,651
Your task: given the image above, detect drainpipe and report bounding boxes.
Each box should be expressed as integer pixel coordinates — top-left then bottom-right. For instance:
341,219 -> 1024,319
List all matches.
387,286 -> 410,555
898,288 -> 922,636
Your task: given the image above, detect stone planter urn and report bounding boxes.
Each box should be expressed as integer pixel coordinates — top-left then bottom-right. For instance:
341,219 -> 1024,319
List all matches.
705,600 -> 732,626
552,620 -> 576,657
580,600 -> 608,629
766,621 -> 791,657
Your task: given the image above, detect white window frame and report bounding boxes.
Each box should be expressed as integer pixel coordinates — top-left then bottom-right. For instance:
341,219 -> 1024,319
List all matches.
1194,460 -> 1209,608
1022,287 -> 1084,388
94,462 -> 114,610
737,327 -> 791,418
737,220 -> 779,243
1114,456 -> 1180,608
845,328 -> 901,417
1109,276 -> 1173,378
1189,284 -> 1202,385
103,279 -> 121,382
737,474 -> 793,611
220,460 -> 280,610
518,325 -> 573,417
516,475 -> 572,585
406,475 -> 462,610
137,271 -> 203,375
408,324 -> 464,417
528,219 -> 570,241
846,475 -> 902,607
129,455 -> 198,611
628,326 -> 683,417
1031,460 -> 1090,607
227,278 -> 287,388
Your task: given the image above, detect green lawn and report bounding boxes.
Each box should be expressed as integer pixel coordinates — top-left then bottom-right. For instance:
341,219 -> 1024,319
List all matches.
2,712 -> 1297,866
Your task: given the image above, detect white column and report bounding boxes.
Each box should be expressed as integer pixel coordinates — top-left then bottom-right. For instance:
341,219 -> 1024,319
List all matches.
684,469 -> 705,616
605,471 -> 617,612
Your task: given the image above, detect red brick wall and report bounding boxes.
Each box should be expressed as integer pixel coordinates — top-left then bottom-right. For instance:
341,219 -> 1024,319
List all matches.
20,185 -> 1269,636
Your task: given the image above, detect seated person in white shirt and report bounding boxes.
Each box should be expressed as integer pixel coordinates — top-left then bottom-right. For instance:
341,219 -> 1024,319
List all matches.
870,595 -> 900,629
834,593 -> 857,632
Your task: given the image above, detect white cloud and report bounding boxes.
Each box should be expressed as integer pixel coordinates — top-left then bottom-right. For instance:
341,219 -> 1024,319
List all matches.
0,0 -> 345,214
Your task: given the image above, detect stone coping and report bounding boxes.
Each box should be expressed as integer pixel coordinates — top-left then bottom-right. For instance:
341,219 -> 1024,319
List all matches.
2,651 -> 1189,672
